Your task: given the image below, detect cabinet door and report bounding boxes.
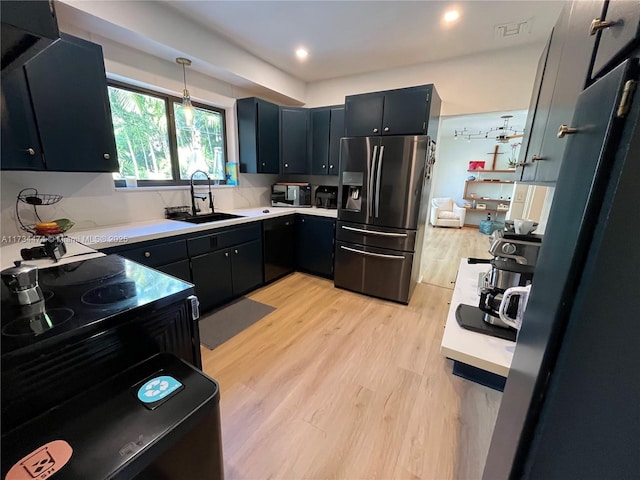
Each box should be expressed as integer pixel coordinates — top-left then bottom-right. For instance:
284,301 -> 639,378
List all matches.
257,99 -> 280,173
296,216 -> 336,278
24,34 -> 118,172
156,259 -> 192,283
191,250 -> 233,312
310,108 -> 330,175
532,1 -> 602,183
519,6 -> 570,182
328,106 -> 345,175
0,68 -> 44,170
231,240 -> 264,295
381,86 -> 429,135
280,107 -> 308,174
263,215 -> 296,283
591,0 -> 640,78
344,92 -> 384,136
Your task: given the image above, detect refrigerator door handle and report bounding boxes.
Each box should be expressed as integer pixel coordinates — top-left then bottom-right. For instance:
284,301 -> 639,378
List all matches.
341,225 -> 408,237
368,145 -> 378,217
340,245 -> 405,260
375,145 -> 384,217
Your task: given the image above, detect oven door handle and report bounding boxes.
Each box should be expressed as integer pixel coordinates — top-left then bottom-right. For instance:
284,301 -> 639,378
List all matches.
341,225 -> 407,237
340,245 -> 405,260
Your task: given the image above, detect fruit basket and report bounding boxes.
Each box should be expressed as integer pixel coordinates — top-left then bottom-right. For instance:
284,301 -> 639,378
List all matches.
16,188 -> 74,236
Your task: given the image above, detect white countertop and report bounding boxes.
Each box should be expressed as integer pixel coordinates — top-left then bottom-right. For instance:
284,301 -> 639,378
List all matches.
440,258 -> 516,377
66,207 -> 338,250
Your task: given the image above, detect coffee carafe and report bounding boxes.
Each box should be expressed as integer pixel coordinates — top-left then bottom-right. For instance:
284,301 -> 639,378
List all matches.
1,261 -> 44,305
479,230 -> 542,329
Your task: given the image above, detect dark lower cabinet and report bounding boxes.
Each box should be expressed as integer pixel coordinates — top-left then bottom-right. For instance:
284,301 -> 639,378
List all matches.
231,240 -> 264,295
263,215 -> 296,283
156,259 -> 192,283
296,215 -> 336,278
191,250 -> 233,312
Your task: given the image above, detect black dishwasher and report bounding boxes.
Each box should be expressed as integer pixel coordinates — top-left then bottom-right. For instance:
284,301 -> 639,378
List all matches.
263,215 -> 296,283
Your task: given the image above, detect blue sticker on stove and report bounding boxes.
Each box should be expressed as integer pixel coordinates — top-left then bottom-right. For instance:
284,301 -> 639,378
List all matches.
137,375 -> 182,403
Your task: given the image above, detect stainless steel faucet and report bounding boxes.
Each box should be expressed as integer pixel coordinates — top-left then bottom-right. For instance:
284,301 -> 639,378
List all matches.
190,170 -> 215,216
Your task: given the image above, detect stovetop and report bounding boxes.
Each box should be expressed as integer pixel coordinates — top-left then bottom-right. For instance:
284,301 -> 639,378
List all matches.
1,255 -> 194,356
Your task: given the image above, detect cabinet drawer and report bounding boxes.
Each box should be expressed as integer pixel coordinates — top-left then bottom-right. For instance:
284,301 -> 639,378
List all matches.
118,239 -> 188,267
187,223 -> 261,256
591,1 -> 640,78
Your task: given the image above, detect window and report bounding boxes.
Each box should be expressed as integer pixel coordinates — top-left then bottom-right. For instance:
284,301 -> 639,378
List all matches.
107,82 -> 228,186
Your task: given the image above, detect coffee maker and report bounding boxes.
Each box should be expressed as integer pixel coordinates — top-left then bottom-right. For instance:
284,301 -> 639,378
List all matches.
479,229 -> 543,328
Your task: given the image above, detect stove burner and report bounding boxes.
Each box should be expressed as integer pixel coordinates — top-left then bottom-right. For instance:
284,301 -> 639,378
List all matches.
3,308 -> 74,337
41,257 -> 126,287
81,281 -> 137,306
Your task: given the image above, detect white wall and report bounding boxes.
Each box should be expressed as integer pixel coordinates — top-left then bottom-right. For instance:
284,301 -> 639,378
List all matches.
306,43 -> 545,115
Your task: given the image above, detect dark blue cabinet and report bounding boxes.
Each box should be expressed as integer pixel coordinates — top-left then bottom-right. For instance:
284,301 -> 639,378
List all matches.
345,85 -> 436,137
231,240 -> 263,295
280,107 -> 309,174
1,33 -> 118,172
310,106 -> 344,175
296,215 -> 336,278
237,97 -> 280,174
191,250 -> 233,312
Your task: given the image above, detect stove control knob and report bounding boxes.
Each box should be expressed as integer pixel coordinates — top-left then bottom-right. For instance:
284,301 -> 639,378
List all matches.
501,243 -> 517,255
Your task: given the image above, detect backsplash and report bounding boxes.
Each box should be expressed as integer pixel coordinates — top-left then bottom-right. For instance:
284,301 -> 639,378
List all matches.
0,171 -> 277,237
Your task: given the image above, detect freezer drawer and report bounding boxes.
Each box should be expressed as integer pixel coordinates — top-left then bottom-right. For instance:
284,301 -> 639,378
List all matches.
336,221 -> 416,252
334,241 -> 414,304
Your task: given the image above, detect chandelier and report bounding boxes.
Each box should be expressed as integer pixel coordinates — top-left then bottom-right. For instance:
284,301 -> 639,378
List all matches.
454,115 -> 523,143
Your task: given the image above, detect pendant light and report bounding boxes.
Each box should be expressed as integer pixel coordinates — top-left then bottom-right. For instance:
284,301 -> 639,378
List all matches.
176,57 -> 194,125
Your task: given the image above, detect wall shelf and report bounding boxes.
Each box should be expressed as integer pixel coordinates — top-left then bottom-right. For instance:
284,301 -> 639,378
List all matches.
466,180 -> 514,184
467,169 -> 516,173
464,196 -> 511,203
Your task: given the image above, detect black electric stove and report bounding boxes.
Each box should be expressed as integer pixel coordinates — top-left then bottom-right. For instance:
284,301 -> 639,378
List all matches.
1,255 -> 200,434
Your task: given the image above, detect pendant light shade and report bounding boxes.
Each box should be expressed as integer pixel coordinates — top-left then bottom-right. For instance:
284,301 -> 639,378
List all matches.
176,57 -> 194,125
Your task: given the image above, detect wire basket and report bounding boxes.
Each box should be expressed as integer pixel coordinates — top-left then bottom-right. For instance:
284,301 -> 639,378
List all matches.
17,188 -> 63,206
165,206 -> 192,219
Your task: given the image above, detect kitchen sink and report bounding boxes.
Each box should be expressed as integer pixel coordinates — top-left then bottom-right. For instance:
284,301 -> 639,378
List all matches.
175,212 -> 244,224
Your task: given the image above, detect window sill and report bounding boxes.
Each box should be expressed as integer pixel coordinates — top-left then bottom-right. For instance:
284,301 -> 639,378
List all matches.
114,184 -> 238,192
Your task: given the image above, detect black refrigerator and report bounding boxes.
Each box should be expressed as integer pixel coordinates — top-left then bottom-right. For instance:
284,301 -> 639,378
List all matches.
483,58 -> 640,478
334,135 -> 436,303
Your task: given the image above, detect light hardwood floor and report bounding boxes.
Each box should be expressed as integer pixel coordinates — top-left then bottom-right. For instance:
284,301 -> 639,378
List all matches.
421,226 -> 492,289
201,227 -> 501,480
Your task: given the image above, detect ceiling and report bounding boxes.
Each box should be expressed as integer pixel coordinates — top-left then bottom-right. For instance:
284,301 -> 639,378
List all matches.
161,0 -> 566,82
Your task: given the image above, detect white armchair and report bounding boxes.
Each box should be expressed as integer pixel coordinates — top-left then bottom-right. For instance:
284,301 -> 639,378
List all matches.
430,197 -> 466,228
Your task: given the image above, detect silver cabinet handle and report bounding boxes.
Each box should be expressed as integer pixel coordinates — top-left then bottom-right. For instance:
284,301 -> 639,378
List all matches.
383,127 -> 389,132
225,252 -> 229,257
340,245 -> 405,260
284,163 -> 289,168
329,164 -> 334,169
589,18 -> 617,35
341,225 -> 407,237
144,251 -> 151,258
557,124 -> 578,138
368,145 -> 378,216
322,164 -> 326,168
262,162 -> 266,166
27,148 -> 36,155
234,249 -> 239,254
531,155 -> 546,162
373,128 -> 379,133
375,145 -> 384,217
103,153 -> 110,159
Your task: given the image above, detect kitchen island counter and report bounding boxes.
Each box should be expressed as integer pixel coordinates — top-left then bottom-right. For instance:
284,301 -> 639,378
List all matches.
67,207 -> 337,250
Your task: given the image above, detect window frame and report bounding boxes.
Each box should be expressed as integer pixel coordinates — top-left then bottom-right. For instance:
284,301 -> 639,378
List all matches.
108,80 -> 229,188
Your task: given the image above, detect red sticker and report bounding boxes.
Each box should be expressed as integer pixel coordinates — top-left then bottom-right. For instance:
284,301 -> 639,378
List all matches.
5,440 -> 73,480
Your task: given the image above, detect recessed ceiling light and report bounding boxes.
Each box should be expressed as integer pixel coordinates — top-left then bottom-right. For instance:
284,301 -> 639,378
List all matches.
444,10 -> 460,23
296,48 -> 309,60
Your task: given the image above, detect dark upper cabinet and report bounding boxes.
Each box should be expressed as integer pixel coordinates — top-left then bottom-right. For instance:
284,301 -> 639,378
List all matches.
518,1 -> 601,184
328,107 -> 345,175
280,107 -> 309,174
296,215 -> 336,278
310,105 -> 344,175
237,97 -> 280,174
591,0 -> 640,78
344,85 -> 436,137
1,68 -> 44,170
344,92 -> 384,136
1,0 -> 59,76
1,33 -> 118,172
